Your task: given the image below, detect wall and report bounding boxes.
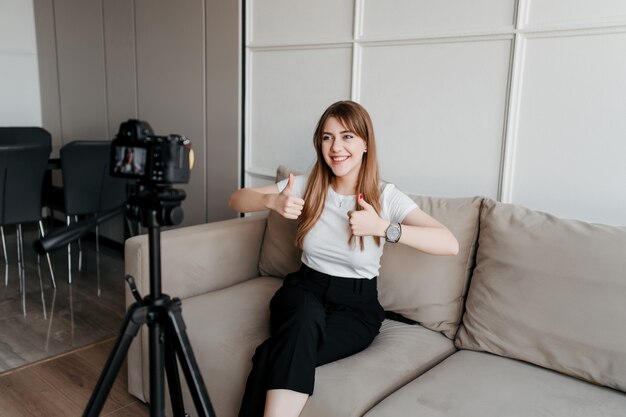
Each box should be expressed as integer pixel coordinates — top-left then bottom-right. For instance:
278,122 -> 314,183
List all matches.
0,0 -> 41,126
33,0 -> 242,232
245,0 -> 626,227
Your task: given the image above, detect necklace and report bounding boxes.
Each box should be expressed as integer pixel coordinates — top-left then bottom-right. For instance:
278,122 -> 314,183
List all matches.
330,187 -> 354,209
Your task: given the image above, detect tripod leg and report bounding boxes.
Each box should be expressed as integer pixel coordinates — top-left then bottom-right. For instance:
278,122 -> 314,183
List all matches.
165,299 -> 216,417
150,320 -> 166,416
164,327 -> 186,416
83,303 -> 148,417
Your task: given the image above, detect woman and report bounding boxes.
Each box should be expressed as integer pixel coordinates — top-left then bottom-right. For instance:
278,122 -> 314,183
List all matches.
114,147 -> 143,174
229,100 -> 459,417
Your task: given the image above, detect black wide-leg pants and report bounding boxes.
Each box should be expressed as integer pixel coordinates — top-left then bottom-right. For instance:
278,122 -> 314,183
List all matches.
238,264 -> 385,417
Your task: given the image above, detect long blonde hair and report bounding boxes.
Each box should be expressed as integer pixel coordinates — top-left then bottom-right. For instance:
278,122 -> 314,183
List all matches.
296,100 -> 382,250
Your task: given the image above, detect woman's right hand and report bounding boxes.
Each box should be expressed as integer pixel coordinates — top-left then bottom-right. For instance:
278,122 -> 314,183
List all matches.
267,173 -> 305,219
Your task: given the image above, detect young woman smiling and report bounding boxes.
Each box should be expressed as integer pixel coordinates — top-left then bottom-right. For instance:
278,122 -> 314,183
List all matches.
229,100 -> 458,417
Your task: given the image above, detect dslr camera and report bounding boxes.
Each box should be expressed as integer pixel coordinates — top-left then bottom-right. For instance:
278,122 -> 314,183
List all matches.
110,119 -> 191,185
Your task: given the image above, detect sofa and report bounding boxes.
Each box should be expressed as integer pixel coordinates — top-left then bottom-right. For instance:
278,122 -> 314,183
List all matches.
124,174 -> 626,416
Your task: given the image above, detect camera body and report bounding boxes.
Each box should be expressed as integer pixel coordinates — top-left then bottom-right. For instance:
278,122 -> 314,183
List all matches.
110,119 -> 191,185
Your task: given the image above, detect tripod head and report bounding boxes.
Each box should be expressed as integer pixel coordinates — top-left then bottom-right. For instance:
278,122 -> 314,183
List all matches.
126,183 -> 186,229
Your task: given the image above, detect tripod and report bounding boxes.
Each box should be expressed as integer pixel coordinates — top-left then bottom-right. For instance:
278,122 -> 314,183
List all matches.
82,187 -> 216,417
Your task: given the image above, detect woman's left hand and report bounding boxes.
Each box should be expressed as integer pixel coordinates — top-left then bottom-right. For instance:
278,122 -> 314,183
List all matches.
348,195 -> 390,237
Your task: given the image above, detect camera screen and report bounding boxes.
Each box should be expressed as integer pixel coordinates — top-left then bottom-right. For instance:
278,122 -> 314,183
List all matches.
113,146 -> 147,176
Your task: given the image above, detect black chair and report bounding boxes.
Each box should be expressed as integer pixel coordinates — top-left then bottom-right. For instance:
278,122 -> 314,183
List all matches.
58,141 -> 127,284
0,127 -> 57,288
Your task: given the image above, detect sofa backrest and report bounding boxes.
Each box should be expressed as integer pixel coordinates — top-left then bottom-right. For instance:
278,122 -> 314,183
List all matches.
455,199 -> 626,392
378,195 -> 482,339
257,167 -> 482,340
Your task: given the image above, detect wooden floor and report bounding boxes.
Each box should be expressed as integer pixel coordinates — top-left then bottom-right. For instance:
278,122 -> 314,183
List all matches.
0,338 -> 149,417
0,224 -> 126,373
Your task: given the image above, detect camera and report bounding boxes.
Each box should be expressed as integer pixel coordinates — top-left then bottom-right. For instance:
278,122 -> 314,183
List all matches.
110,119 -> 191,185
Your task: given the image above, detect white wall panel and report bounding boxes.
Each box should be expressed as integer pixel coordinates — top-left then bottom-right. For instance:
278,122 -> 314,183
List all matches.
360,39 -> 512,199
0,0 -> 41,126
524,0 -> 626,28
511,32 -> 626,226
248,47 -> 352,177
0,54 -> 41,126
360,0 -> 516,39
245,0 -> 626,226
250,0 -> 353,45
0,0 -> 37,52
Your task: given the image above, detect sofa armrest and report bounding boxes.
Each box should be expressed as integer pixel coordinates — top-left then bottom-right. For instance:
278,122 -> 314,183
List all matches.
124,215 -> 267,303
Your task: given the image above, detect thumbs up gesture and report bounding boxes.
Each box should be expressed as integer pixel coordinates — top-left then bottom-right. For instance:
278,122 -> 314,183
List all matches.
349,194 -> 389,237
269,173 -> 305,219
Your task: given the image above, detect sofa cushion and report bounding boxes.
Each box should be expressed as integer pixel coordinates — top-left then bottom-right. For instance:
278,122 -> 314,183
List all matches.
301,320 -> 455,417
365,350 -> 626,417
160,277 -> 455,417
378,196 -> 482,339
455,199 -> 626,392
258,166 -> 482,339
258,166 -> 303,277
258,210 -> 302,277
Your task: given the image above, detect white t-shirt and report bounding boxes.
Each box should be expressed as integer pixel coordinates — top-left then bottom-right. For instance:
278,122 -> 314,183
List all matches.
277,175 -> 417,279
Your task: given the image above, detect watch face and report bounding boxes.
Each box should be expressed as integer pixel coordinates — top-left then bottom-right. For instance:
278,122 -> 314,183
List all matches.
387,223 -> 401,242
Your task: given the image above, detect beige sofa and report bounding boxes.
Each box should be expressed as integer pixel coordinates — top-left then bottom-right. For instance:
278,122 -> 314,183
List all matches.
125,186 -> 626,416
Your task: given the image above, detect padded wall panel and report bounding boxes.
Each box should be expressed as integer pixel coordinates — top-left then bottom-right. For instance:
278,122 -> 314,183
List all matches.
359,39 -> 512,198
511,32 -> 626,226
248,47 -> 352,175
249,0 -> 353,44
361,0 -> 516,39
525,0 -> 626,28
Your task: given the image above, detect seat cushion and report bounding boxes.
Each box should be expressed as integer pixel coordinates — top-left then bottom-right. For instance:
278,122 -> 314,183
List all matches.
156,277 -> 455,417
300,320 -> 456,417
365,350 -> 626,417
455,199 -> 626,391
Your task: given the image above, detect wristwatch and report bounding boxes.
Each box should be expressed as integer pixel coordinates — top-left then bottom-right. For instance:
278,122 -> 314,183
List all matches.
385,222 -> 402,243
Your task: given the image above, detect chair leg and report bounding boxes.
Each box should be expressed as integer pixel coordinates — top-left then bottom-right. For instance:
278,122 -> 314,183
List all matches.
17,224 -> 25,278
39,220 -> 57,289
1,226 -> 7,286
45,289 -> 57,352
76,215 -> 82,272
1,226 -> 7,265
16,224 -> 22,271
67,216 -> 72,284
96,224 -> 101,297
17,224 -> 26,315
36,251 -> 47,320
